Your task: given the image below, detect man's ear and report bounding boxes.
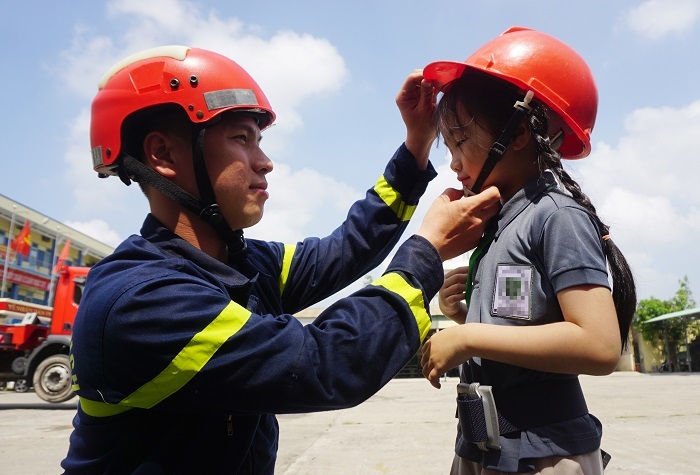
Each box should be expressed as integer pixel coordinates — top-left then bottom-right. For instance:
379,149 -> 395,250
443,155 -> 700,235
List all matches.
143,131 -> 178,178
510,120 -> 532,151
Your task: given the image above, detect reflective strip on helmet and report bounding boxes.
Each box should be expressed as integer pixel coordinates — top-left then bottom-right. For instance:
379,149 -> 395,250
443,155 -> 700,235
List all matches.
91,146 -> 104,168
371,273 -> 431,342
373,176 -> 416,222
78,301 -> 251,418
279,243 -> 296,295
204,89 -> 259,111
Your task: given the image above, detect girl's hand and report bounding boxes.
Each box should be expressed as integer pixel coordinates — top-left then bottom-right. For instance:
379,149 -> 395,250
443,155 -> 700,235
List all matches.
395,69 -> 436,169
439,266 -> 469,324
420,325 -> 470,389
422,285 -> 622,385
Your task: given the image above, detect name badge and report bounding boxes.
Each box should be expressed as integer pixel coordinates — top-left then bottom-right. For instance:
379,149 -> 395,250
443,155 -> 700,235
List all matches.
492,264 -> 533,320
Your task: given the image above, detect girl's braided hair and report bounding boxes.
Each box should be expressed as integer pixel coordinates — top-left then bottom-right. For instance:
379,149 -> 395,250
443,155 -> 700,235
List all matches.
437,72 -> 636,350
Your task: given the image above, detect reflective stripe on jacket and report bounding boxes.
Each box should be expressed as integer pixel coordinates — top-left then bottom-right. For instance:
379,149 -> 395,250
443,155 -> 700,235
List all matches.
62,144 -> 442,474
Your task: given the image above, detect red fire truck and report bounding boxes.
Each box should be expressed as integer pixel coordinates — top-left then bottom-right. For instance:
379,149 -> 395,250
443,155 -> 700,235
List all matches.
0,266 -> 87,402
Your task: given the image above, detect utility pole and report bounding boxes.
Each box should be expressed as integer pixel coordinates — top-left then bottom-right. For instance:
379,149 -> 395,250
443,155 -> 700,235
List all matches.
1,205 -> 17,298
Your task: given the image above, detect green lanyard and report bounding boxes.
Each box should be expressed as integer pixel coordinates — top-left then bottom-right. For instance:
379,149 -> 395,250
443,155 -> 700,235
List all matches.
464,227 -> 496,309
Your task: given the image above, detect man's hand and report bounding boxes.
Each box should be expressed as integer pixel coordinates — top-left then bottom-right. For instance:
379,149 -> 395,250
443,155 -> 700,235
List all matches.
396,69 -> 436,170
417,186 -> 501,261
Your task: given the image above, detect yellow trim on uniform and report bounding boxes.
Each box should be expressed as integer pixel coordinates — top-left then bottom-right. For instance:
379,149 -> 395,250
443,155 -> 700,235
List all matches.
69,340 -> 80,391
374,176 -> 416,222
80,396 -> 133,417
279,243 -> 296,294
371,273 -> 431,342
79,301 -> 252,418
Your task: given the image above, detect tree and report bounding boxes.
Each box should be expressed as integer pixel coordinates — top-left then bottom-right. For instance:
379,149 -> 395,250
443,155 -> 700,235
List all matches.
670,275 -> 696,310
634,276 -> 696,371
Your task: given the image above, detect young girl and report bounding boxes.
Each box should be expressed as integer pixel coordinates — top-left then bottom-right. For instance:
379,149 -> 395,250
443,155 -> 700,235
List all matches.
419,27 -> 636,474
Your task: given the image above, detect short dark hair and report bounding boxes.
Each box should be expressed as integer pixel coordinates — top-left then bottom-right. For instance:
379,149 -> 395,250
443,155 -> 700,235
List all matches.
119,104 -> 192,194
121,104 -> 193,163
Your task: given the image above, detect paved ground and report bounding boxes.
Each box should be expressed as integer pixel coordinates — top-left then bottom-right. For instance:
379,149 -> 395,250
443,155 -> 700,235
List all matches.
0,372 -> 698,474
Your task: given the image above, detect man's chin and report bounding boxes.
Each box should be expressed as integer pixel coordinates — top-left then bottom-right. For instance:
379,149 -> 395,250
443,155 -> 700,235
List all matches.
234,209 -> 264,230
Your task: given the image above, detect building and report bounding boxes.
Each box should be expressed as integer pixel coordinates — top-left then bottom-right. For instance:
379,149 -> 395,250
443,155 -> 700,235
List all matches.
0,193 -> 114,311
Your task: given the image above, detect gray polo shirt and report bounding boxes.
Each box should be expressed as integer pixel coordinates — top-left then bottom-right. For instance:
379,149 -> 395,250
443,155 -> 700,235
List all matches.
456,171 -> 610,471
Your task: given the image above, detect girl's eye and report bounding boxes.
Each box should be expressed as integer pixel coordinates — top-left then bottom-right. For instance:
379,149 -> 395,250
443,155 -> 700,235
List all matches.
456,139 -> 466,148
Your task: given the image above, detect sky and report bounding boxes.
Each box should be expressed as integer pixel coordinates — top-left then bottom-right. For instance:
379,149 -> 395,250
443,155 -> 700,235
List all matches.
2,0 -> 699,307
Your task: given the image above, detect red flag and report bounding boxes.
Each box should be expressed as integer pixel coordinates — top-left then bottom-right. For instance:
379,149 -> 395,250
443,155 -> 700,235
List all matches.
10,219 -> 31,258
53,239 -> 72,274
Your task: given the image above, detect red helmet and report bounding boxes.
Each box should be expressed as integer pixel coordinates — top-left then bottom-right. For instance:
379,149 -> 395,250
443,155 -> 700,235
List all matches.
90,46 -> 276,175
424,27 -> 598,159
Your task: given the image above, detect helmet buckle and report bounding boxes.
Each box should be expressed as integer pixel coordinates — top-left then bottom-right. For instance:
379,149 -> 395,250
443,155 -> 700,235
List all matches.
199,204 -> 224,225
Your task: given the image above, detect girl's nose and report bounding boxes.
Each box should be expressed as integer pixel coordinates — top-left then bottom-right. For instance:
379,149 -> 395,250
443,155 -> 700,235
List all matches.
450,155 -> 461,173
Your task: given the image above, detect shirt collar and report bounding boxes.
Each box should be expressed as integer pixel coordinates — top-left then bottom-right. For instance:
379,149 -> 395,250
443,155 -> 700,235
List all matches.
140,214 -> 257,291
493,171 -> 558,238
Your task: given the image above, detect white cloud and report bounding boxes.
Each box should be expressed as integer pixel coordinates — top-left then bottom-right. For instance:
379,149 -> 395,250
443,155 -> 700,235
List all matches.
64,219 -> 123,248
53,0 -> 700,307
624,0 -> 700,39
61,0 -> 348,136
56,0 -> 349,243
62,108 -> 148,240
598,188 -> 680,244
246,163 -> 360,243
574,100 -> 700,300
577,100 -> 700,219
382,123 -> 700,304
254,146 -> 464,307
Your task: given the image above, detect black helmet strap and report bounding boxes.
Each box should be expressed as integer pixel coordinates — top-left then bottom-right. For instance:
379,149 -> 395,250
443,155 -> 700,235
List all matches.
191,127 -> 247,261
117,128 -> 247,262
119,153 -> 201,215
468,91 -> 535,195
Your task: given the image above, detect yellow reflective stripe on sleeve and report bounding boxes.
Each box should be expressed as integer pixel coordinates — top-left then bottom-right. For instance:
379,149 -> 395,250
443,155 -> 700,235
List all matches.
80,396 -> 133,417
121,301 -> 251,408
371,272 -> 431,341
79,301 -> 252,418
279,243 -> 296,294
373,176 -> 416,222
69,340 -> 80,391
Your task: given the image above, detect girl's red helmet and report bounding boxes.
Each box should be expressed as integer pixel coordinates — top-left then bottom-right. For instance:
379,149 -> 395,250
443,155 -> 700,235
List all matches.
424,27 -> 598,159
90,46 -> 276,175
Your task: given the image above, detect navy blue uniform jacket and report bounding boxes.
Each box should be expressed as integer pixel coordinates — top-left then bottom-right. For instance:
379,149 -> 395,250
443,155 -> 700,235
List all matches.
62,144 -> 442,474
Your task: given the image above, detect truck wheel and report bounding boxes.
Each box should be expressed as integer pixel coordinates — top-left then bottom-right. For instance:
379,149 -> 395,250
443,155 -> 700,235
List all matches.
14,379 -> 29,393
33,355 -> 76,403
11,356 -> 27,374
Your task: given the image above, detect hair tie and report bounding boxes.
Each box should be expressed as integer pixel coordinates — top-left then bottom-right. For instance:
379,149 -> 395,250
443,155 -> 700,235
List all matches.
602,234 -> 611,241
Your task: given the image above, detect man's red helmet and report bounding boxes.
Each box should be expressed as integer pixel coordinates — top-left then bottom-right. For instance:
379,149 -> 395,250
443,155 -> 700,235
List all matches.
424,27 -> 598,159
90,45 -> 276,175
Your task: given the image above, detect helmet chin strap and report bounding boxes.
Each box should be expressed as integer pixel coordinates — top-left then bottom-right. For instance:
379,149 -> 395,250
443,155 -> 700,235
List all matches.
191,127 -> 247,261
466,91 -> 534,195
116,128 -> 248,262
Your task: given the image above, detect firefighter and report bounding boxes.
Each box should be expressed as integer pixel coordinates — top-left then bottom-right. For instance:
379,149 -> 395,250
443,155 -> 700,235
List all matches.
61,46 -> 501,473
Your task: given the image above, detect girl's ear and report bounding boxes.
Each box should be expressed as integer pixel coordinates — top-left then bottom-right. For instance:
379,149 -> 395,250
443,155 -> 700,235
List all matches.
510,120 -> 532,151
